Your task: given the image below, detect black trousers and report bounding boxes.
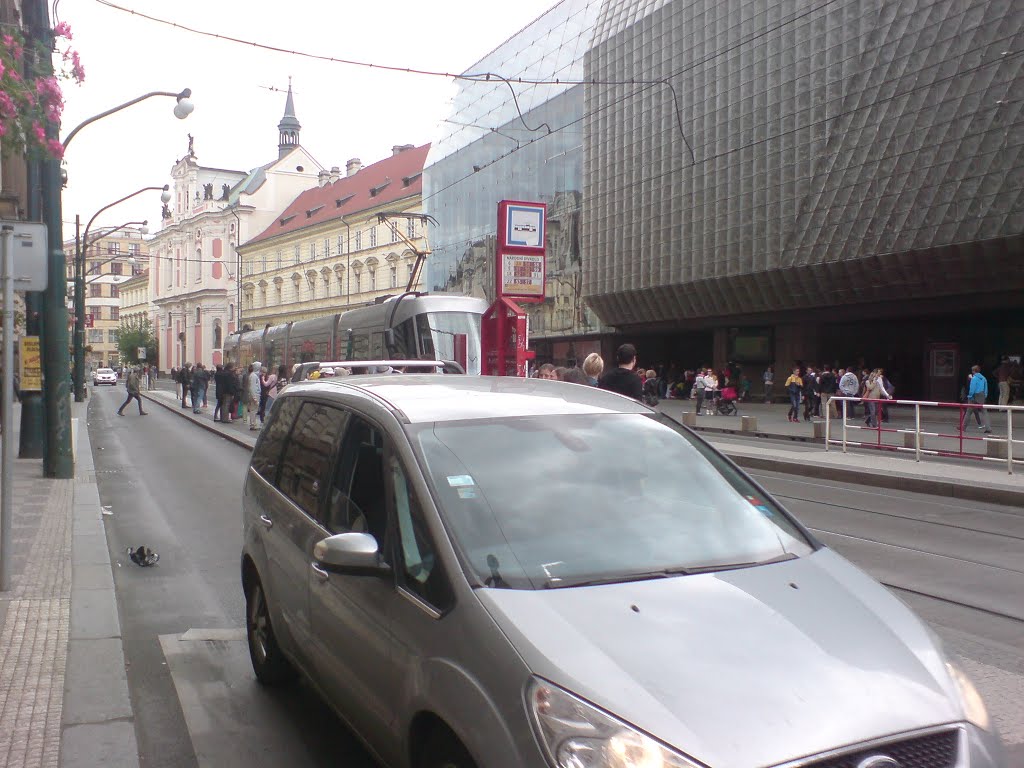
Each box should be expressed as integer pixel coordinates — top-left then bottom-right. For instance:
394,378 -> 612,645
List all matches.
118,392 -> 144,414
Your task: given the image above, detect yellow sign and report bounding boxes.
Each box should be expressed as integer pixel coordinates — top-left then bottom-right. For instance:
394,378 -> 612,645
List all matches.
19,336 -> 42,391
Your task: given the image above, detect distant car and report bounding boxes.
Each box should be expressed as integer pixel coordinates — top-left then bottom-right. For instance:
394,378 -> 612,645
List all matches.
93,368 -> 117,386
241,375 -> 1004,768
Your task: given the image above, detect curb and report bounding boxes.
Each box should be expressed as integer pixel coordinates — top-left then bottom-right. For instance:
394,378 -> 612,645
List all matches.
142,390 -> 1024,508
140,392 -> 255,451
722,452 -> 1024,507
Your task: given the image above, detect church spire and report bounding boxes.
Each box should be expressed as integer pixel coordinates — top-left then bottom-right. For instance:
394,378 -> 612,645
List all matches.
278,77 -> 301,159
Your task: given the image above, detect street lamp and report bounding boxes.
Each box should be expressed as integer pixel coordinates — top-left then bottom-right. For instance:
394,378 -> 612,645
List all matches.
62,88 -> 194,150
73,186 -> 170,401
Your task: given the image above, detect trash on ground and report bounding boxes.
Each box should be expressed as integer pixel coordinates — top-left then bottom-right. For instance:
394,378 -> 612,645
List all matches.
127,546 -> 159,567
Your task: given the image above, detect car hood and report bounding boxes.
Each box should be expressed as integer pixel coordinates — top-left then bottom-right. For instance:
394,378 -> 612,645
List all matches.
476,549 -> 961,768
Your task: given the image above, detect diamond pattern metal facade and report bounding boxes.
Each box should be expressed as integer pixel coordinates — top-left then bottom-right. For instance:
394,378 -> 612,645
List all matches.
582,0 -> 1024,328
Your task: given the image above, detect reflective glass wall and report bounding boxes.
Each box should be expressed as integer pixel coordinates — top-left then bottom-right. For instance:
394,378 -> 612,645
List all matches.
424,0 -> 606,343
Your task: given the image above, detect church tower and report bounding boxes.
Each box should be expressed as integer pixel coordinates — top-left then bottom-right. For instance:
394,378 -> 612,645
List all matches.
277,78 -> 301,159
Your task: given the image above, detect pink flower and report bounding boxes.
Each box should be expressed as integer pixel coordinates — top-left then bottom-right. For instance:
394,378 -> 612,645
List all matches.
53,22 -> 73,40
46,138 -> 64,159
1,34 -> 13,49
35,76 -> 63,106
0,91 -> 14,118
0,122 -> 6,138
0,60 -> 5,79
70,51 -> 85,84
32,121 -> 45,143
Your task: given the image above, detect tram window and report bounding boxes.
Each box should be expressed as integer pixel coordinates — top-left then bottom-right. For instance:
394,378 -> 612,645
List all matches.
349,332 -> 369,361
370,331 -> 384,359
416,314 -> 435,357
390,318 -> 417,359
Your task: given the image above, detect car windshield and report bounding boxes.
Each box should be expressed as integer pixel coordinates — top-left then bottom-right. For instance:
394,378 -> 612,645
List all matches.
413,413 -> 813,590
98,369 -> 113,374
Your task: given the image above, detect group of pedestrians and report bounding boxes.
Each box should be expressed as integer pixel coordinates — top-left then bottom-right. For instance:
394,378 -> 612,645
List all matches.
171,361 -> 287,430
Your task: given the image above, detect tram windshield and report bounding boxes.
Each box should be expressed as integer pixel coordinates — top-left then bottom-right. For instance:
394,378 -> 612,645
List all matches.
392,311 -> 482,375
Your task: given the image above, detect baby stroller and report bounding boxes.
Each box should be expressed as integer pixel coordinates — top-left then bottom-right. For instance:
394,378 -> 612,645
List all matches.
717,386 -> 739,416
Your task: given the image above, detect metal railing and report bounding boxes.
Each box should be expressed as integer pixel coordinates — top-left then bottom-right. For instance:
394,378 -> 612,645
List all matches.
825,396 -> 1022,474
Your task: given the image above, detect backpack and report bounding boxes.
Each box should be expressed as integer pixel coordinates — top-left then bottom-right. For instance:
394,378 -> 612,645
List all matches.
642,378 -> 660,407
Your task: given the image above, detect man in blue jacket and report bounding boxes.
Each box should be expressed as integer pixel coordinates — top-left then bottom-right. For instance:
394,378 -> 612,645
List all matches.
964,364 -> 991,434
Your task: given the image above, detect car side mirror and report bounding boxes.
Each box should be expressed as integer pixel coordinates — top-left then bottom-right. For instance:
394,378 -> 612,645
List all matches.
313,532 -> 389,576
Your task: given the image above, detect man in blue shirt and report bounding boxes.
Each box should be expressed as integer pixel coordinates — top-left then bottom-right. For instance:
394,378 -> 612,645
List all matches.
965,364 -> 991,434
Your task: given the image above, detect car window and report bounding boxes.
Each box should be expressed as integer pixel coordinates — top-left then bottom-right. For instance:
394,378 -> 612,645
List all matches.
251,396 -> 302,483
277,403 -> 349,518
326,417 -> 388,550
391,456 -> 451,610
414,413 -> 814,590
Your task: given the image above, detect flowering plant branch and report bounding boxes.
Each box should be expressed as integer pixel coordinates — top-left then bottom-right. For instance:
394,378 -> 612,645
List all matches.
0,21 -> 85,160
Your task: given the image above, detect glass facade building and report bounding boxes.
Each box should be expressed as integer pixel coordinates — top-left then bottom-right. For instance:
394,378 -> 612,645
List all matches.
429,0 -> 1024,393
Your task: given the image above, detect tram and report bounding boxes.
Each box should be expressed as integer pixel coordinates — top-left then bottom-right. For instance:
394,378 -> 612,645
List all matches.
223,292 -> 487,375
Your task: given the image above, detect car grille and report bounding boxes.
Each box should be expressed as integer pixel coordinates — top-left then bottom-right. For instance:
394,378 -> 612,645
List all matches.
799,729 -> 958,768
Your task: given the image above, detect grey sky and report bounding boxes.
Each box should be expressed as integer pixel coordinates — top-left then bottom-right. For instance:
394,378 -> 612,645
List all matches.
58,0 -> 557,240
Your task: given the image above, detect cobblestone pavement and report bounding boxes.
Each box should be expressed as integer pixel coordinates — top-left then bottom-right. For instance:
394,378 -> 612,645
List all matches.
0,409 -> 73,768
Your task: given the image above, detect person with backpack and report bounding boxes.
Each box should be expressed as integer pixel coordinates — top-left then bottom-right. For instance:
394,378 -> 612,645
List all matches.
642,369 -> 661,407
818,364 -> 838,419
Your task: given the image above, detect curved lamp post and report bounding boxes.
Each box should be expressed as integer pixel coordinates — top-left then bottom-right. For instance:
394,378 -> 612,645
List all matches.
62,89 -> 194,151
74,186 -> 171,401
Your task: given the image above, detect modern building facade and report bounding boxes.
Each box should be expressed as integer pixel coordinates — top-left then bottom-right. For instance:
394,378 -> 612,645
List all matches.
63,226 -> 149,370
148,85 -> 323,372
238,144 -> 430,329
429,0 -> 1024,397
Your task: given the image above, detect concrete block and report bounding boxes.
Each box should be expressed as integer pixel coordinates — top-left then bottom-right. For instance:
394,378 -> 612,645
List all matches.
63,638 -> 132,724
741,415 -> 758,432
986,440 -> 1008,459
680,411 -> 697,427
813,421 -> 828,439
61,721 -> 138,768
903,432 -> 918,449
71,587 -> 121,640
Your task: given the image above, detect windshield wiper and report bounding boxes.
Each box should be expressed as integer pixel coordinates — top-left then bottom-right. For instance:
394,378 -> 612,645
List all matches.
543,552 -> 797,589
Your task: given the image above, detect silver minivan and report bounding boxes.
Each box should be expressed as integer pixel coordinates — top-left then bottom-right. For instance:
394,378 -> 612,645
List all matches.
241,375 -> 1005,768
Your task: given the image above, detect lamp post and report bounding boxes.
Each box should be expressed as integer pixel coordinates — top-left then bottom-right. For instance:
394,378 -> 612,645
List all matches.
74,187 -> 170,402
35,84 -> 193,477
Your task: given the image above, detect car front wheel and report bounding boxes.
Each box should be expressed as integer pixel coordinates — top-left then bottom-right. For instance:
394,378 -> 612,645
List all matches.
419,729 -> 478,768
245,574 -> 294,685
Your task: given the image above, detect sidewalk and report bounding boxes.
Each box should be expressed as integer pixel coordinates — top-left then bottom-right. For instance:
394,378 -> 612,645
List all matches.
141,386 -> 1024,507
0,402 -> 138,768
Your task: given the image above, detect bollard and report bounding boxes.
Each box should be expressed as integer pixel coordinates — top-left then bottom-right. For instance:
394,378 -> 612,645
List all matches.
903,432 -> 917,449
986,440 -> 1008,460
812,421 -> 827,439
741,415 -> 757,432
681,411 -> 697,427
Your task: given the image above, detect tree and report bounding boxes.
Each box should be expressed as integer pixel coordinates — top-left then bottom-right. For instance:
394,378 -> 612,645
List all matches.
117,318 -> 157,365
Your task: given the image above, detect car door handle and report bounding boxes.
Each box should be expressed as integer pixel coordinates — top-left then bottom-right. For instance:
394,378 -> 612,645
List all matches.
259,515 -> 273,529
311,562 -> 329,582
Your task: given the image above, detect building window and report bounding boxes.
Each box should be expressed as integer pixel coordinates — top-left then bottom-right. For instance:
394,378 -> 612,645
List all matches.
111,262 -> 122,276
324,238 -> 331,257
276,250 -> 283,269
390,222 -> 398,243
309,242 -> 317,261
107,242 -> 120,254
88,260 -> 99,275
294,245 -> 301,264
229,304 -> 234,321
129,242 -> 140,257
88,329 -> 104,344
390,264 -> 398,288
195,307 -> 201,324
337,235 -> 344,255
260,285 -> 267,306
196,249 -> 203,282
407,218 -> 415,239
214,320 -> 222,349
110,306 -> 119,321
368,268 -> 376,292
89,284 -> 101,298
110,284 -> 119,298
108,329 -> 118,344
406,263 -> 414,282
369,226 -> 377,248
354,231 -> 362,251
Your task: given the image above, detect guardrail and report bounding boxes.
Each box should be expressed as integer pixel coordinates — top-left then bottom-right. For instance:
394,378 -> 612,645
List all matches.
825,396 -> 1023,474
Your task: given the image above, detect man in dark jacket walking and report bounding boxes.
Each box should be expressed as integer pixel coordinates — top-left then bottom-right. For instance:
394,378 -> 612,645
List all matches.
217,363 -> 239,423
179,363 -> 193,408
598,344 -> 643,401
116,367 -> 148,416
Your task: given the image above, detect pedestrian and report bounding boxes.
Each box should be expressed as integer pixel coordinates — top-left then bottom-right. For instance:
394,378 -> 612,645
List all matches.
703,369 -> 719,415
212,364 -> 225,421
268,364 -> 288,410
582,352 -> 603,386
818,364 -> 838,419
838,366 -> 859,417
190,363 -> 208,414
995,356 -> 1014,407
217,363 -> 239,423
862,369 -> 890,428
116,367 -> 148,416
762,365 -> 774,403
693,368 -> 707,415
179,363 -> 193,409
246,362 -> 263,431
171,366 -> 179,399
963,364 -> 992,434
259,365 -> 278,423
785,367 -> 803,423
562,367 -> 589,385
597,344 -> 643,400
149,366 -> 157,390
642,369 -> 660,406
536,363 -> 558,380
802,366 -> 818,421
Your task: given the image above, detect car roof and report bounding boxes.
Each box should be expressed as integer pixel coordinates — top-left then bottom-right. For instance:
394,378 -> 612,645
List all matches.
284,375 -> 651,423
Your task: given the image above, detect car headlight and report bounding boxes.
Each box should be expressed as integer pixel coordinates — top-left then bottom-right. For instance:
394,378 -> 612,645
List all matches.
946,661 -> 991,732
527,677 -> 700,768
